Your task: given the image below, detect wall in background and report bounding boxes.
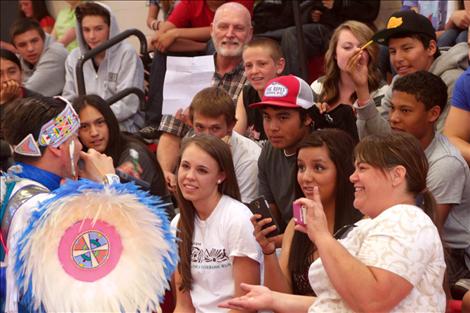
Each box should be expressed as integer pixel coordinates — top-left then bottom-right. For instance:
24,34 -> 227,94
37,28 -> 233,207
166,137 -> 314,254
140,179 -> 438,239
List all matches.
48,0 -> 153,50
1,0 -> 19,41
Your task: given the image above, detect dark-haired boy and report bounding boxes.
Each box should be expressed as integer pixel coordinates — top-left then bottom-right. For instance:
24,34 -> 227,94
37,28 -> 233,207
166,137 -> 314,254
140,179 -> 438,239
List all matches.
356,10 -> 468,133
10,19 -> 68,96
359,70 -> 470,287
250,75 -> 314,232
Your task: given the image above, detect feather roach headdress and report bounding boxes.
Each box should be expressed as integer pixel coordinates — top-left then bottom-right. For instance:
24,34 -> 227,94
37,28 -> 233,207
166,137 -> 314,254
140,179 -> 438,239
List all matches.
14,179 -> 178,312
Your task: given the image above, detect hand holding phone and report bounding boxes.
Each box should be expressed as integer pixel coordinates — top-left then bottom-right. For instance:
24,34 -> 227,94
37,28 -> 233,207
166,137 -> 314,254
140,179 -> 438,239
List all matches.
247,197 -> 280,238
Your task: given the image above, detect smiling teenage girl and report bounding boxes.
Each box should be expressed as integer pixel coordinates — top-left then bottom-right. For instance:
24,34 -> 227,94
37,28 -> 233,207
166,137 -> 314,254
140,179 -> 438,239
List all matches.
173,134 -> 262,313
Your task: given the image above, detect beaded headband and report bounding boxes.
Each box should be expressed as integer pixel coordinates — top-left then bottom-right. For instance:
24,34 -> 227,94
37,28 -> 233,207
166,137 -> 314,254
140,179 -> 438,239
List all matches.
13,97 -> 80,156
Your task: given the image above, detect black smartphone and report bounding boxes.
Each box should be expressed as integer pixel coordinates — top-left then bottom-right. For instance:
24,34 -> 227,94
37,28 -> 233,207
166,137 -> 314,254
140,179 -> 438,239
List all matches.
247,196 -> 280,238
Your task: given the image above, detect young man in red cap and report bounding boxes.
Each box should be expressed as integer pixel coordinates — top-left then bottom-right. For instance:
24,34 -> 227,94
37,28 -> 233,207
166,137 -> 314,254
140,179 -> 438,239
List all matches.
251,75 -> 314,234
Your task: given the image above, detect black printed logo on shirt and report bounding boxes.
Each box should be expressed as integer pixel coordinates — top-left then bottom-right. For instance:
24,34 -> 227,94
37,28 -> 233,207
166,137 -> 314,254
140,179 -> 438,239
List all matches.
191,246 -> 229,264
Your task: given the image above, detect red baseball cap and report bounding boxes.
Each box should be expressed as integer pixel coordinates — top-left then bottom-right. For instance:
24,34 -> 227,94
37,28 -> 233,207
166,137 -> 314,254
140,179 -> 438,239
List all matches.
250,75 -> 314,109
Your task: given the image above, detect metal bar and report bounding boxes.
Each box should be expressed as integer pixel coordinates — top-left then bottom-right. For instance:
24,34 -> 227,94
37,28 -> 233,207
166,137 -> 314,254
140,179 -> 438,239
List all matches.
105,87 -> 146,111
76,28 -> 150,95
292,0 -> 308,80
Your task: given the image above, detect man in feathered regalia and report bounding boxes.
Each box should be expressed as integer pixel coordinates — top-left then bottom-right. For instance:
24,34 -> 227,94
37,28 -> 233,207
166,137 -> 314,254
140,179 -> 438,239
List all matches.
0,96 -> 177,312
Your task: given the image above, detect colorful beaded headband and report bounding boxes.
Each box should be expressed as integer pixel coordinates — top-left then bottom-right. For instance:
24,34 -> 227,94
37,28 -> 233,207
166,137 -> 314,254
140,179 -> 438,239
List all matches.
13,97 -> 80,157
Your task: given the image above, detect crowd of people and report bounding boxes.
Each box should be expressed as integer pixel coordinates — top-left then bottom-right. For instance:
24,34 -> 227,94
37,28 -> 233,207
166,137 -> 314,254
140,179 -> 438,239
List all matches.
1,0 -> 470,312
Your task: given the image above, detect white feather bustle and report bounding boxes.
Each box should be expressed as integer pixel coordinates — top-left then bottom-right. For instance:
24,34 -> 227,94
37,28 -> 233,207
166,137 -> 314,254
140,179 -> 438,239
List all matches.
19,187 -> 175,312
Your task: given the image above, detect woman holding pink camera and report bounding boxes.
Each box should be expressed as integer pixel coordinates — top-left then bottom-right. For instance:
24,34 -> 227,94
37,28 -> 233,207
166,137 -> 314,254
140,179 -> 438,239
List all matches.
250,129 -> 362,296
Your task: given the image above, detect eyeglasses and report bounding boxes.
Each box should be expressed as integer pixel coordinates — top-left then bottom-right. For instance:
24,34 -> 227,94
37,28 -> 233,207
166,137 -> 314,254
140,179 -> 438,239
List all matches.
333,224 -> 357,240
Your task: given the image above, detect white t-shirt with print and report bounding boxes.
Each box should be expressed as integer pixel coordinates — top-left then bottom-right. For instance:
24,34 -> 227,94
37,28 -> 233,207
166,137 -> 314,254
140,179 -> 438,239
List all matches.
171,195 -> 262,313
308,204 -> 446,312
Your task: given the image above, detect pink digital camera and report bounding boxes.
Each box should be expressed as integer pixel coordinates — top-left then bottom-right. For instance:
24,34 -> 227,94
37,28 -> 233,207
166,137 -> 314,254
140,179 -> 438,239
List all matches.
293,203 -> 307,226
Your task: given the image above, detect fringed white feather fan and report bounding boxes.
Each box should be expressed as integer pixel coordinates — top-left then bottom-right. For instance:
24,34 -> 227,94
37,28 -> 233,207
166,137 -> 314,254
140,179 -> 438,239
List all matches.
14,180 -> 178,313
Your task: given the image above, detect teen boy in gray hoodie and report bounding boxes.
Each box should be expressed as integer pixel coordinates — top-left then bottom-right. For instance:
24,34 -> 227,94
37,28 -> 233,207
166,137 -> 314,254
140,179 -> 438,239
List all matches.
62,1 -> 144,133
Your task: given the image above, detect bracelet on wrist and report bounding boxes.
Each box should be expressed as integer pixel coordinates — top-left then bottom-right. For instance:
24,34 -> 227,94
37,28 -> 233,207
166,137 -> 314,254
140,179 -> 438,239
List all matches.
102,174 -> 120,185
357,97 -> 371,107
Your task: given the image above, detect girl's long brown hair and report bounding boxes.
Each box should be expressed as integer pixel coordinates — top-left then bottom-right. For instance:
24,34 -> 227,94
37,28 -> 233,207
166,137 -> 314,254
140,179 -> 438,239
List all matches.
320,20 -> 382,105
289,129 -> 362,294
175,134 -> 241,292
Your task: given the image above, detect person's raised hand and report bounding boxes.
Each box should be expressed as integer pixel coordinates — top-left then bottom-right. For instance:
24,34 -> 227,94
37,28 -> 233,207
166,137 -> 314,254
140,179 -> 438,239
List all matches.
346,48 -> 370,88
294,186 -> 329,243
0,80 -> 21,105
250,214 -> 277,255
451,10 -> 470,29
78,148 -> 115,182
346,48 -> 371,103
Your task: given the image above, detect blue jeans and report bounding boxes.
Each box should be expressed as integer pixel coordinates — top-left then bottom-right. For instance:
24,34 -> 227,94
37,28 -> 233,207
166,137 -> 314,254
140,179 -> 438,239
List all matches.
438,28 -> 469,48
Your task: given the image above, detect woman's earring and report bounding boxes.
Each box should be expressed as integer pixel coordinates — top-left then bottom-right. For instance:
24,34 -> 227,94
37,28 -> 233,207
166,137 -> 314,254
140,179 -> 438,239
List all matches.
217,179 -> 222,184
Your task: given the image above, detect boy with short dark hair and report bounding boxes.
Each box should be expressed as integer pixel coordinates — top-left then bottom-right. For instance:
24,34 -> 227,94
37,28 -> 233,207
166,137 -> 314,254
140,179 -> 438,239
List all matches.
10,19 -> 68,96
62,1 -> 144,133
234,37 -> 286,141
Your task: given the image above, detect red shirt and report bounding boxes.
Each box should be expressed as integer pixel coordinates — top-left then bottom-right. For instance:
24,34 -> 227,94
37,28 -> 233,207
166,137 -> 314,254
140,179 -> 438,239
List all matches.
168,0 -> 254,28
39,16 -> 55,29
